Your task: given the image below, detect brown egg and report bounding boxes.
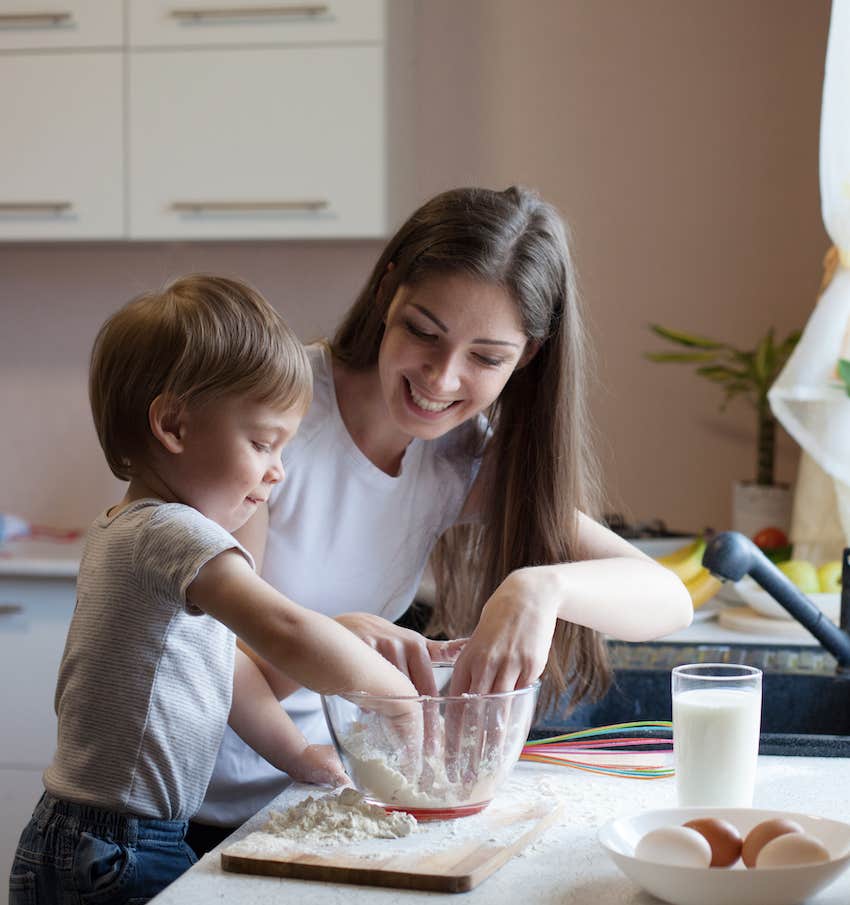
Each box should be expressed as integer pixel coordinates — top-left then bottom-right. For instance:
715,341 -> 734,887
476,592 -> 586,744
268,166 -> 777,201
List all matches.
742,818 -> 805,868
755,831 -> 830,868
683,818 -> 743,868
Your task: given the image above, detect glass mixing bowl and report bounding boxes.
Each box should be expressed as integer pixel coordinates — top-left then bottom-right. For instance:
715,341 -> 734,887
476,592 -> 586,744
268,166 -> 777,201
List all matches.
321,665 -> 539,820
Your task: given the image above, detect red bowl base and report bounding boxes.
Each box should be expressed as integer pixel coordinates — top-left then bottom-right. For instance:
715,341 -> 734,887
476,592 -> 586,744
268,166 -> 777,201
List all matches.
380,800 -> 491,821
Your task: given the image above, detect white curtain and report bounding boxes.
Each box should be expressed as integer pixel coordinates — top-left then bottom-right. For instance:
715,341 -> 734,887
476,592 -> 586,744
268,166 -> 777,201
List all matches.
769,0 -> 850,551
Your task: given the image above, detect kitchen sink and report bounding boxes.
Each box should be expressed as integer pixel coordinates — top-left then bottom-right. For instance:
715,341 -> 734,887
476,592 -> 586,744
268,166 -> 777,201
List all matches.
533,641 -> 850,757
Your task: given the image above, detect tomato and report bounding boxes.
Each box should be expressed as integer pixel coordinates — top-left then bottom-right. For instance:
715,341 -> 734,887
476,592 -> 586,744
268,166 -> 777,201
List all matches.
752,526 -> 789,550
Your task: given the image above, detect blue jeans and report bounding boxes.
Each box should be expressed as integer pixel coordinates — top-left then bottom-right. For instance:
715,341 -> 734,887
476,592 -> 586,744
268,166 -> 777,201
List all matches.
9,793 -> 197,905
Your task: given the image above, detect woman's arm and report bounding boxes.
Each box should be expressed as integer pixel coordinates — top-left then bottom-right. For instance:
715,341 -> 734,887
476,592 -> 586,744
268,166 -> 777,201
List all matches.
449,512 -> 692,695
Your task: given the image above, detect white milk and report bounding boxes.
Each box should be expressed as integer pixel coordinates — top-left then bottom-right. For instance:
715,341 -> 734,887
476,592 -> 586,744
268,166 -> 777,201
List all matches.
673,687 -> 762,807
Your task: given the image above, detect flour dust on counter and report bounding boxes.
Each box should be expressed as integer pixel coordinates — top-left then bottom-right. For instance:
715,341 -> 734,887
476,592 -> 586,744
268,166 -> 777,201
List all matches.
221,776 -> 564,892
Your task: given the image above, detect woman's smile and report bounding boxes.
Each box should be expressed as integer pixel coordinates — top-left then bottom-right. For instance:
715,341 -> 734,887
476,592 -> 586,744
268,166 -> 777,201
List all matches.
404,377 -> 459,415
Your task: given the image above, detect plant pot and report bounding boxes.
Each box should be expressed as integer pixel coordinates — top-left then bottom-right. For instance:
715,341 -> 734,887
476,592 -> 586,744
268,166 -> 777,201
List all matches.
731,481 -> 792,540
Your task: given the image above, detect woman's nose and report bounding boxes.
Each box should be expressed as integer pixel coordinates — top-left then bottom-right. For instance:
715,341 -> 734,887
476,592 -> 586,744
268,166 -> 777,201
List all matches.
423,351 -> 462,393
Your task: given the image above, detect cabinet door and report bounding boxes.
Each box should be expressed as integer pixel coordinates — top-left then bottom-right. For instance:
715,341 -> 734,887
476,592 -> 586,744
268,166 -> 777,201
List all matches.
129,45 -> 384,239
0,0 -> 122,50
0,578 -> 75,766
129,0 -> 382,47
0,53 -> 123,240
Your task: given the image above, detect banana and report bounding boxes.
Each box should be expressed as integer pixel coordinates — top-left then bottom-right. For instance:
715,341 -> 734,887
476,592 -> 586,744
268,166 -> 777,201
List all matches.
684,568 -> 722,610
655,537 -> 706,585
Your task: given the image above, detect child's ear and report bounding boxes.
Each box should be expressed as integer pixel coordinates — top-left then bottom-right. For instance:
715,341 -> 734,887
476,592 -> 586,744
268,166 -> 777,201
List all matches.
517,340 -> 541,369
149,394 -> 186,454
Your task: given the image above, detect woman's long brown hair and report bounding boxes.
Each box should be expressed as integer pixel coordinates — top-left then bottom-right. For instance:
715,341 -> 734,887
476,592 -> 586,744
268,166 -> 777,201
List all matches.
332,186 -> 610,712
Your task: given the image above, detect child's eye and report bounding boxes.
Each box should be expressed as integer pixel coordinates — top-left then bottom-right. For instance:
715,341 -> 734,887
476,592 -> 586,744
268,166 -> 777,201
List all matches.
252,442 -> 271,453
404,319 -> 435,340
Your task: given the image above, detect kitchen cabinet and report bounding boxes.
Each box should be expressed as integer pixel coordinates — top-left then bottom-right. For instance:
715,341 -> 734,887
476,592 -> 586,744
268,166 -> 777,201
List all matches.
128,44 -> 384,239
0,52 -> 124,240
128,0 -> 383,47
0,0 -> 122,51
0,0 -> 401,241
0,1 -> 124,240
0,576 -> 76,905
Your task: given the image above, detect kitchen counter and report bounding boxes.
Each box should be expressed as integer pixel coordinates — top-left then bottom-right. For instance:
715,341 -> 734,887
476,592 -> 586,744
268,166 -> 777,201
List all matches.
150,756 -> 850,904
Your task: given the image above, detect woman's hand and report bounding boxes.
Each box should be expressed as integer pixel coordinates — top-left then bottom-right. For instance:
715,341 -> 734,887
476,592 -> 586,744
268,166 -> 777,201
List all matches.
448,569 -> 559,695
336,612 -> 466,696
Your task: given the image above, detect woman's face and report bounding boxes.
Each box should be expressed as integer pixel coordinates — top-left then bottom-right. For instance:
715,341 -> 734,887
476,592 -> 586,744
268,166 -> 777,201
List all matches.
378,273 -> 532,441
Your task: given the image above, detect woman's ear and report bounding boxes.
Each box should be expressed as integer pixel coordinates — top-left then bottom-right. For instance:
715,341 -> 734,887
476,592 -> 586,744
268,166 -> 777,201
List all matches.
149,394 -> 186,454
517,340 -> 541,369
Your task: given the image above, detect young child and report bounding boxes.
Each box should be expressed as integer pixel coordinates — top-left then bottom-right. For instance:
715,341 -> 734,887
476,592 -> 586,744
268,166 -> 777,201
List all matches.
8,275 -> 418,905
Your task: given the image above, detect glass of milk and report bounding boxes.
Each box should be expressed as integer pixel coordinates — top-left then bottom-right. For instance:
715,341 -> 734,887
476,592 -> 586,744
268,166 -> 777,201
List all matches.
672,663 -> 762,807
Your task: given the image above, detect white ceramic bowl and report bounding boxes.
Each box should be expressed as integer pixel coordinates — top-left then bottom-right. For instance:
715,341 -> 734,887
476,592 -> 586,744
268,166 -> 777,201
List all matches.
600,807 -> 850,905
734,576 -> 840,622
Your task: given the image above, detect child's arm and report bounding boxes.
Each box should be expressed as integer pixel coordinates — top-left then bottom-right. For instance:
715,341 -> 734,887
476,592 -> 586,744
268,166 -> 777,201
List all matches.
229,648 -> 347,786
188,549 -> 419,701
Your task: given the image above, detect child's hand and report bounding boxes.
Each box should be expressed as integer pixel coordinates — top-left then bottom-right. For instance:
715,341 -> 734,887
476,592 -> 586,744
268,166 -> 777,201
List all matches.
286,744 -> 350,787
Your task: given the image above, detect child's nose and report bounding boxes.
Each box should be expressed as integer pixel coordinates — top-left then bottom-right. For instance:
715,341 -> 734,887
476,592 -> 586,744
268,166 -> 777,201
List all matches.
266,459 -> 285,484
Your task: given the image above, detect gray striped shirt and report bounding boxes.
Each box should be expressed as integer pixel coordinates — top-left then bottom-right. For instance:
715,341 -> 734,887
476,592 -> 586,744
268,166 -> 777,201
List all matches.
44,499 -> 253,820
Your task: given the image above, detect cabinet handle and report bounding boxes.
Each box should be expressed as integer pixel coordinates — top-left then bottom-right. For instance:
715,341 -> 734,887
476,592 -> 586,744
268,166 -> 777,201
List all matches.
170,5 -> 329,21
0,201 -> 72,213
0,604 -> 24,617
171,200 -> 328,213
0,11 -> 73,26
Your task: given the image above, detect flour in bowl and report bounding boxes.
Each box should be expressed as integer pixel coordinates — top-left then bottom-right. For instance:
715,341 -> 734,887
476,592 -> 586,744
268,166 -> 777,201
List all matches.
339,714 -> 505,809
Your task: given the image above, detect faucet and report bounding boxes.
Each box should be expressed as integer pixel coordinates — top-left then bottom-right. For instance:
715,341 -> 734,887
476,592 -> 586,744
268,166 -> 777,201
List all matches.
702,532 -> 850,671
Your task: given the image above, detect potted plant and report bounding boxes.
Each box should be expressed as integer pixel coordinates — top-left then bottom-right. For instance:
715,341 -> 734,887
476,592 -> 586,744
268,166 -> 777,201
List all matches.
646,325 -> 800,539
839,359 -> 850,396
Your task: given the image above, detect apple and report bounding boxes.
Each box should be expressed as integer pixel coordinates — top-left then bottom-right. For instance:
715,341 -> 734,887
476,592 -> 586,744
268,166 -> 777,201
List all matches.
777,560 -> 820,594
817,560 -> 842,594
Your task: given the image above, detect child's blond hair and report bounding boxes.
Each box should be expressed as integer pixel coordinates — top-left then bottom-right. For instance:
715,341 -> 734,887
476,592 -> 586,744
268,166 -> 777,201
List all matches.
90,274 -> 311,481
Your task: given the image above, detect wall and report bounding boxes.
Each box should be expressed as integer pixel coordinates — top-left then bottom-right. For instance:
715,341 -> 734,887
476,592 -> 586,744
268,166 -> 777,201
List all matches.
0,0 -> 832,533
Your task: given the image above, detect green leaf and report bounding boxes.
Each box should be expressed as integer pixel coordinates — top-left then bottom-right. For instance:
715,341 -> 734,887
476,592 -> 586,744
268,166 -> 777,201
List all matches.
695,365 -> 750,383
839,359 -> 850,398
780,330 -> 802,355
753,331 -> 773,386
648,324 -> 725,350
645,351 -> 720,364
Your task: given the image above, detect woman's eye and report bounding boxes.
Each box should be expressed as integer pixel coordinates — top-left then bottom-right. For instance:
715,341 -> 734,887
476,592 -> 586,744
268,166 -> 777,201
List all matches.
473,353 -> 504,368
404,319 -> 435,340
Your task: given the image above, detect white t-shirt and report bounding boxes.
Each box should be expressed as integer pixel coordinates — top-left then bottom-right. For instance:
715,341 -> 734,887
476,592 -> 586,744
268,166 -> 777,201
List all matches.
195,342 -> 485,826
45,500 -> 253,820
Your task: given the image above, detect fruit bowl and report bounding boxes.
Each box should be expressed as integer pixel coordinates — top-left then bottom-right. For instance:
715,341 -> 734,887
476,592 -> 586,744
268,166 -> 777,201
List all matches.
600,807 -> 850,905
321,665 -> 539,820
734,576 -> 840,623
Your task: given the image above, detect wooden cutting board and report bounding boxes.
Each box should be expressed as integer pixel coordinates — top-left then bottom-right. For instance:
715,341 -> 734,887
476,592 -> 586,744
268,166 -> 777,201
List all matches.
221,797 -> 563,893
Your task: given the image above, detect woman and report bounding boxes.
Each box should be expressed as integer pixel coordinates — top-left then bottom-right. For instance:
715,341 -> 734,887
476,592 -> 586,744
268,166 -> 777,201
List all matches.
188,186 -> 691,852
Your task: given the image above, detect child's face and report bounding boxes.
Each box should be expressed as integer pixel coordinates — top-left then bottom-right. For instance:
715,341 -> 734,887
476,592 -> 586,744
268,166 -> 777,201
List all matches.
166,395 -> 303,533
378,273 -> 531,441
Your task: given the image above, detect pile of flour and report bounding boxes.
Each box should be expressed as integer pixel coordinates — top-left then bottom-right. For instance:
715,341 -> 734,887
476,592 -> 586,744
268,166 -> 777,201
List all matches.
340,715 -> 505,809
257,788 -> 415,846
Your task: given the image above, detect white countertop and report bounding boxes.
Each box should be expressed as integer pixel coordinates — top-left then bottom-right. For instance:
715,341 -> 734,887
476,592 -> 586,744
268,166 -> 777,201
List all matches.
0,538 -> 84,578
150,757 -> 850,904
